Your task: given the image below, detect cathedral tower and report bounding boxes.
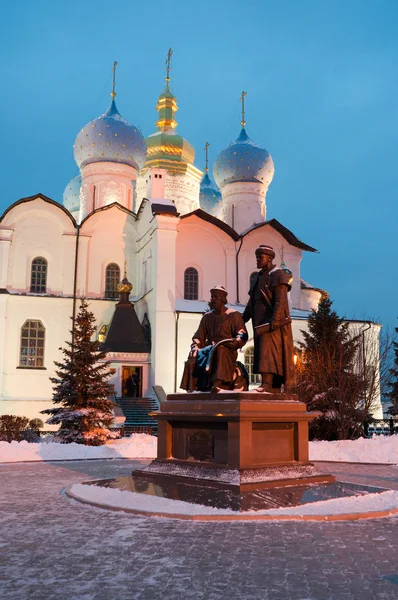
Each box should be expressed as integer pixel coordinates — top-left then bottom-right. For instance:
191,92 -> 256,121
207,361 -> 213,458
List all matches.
214,92 -> 274,234
136,49 -> 203,214
72,63 -> 147,222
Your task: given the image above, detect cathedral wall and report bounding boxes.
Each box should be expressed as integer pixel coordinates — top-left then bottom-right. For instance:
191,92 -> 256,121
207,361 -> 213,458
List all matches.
176,221 -> 236,303
0,295 -> 118,424
2,200 -> 76,294
80,207 -> 138,298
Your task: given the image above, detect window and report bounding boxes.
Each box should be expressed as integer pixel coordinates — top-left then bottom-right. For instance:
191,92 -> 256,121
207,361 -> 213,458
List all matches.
244,347 -> 261,385
30,257 -> 47,293
184,267 -> 198,300
105,263 -> 120,298
250,271 -> 259,289
19,320 -> 45,368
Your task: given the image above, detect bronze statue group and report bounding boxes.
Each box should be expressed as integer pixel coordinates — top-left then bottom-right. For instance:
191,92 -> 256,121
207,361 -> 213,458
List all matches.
181,245 -> 296,394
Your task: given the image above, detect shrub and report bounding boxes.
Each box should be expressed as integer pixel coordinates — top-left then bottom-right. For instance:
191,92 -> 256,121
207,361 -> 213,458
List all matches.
0,415 -> 30,442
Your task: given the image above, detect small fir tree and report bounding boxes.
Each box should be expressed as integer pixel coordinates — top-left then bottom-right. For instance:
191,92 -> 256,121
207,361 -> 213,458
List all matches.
388,325 -> 398,415
42,299 -> 117,445
296,294 -> 367,440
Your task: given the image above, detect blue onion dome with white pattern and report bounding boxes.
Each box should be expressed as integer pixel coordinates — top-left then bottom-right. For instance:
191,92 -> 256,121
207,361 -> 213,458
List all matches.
199,173 -> 222,217
63,174 -> 81,213
213,128 -> 274,189
74,99 -> 147,171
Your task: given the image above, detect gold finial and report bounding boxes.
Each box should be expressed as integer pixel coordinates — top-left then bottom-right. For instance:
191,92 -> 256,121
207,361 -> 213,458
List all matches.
123,259 -> 127,279
111,61 -> 118,99
239,91 -> 247,127
281,244 -> 285,262
204,142 -> 210,174
165,48 -> 173,83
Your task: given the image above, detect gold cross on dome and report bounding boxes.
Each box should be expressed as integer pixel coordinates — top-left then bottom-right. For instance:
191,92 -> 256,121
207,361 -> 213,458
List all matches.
111,61 -> 118,98
239,91 -> 247,127
204,142 -> 210,173
165,48 -> 173,82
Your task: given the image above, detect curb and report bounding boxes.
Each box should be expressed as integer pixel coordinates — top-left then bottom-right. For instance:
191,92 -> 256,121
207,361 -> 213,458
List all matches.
65,486 -> 398,522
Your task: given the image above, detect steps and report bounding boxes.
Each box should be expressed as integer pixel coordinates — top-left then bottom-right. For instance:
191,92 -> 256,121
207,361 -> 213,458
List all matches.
117,397 -> 159,436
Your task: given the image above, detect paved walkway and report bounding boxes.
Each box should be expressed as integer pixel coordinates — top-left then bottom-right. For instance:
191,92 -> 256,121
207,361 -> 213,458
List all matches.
1,460 -> 398,600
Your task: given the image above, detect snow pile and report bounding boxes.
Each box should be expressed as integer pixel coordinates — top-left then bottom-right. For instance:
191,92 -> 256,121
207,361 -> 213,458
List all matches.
69,483 -> 398,519
309,435 -> 398,464
0,434 -> 157,463
1,433 -> 397,465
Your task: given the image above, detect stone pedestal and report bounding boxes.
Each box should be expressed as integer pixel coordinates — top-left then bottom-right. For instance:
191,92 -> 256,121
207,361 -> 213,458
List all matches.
136,392 -> 335,491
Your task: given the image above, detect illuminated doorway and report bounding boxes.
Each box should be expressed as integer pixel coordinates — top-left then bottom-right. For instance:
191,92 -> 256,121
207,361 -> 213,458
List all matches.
122,366 -> 142,398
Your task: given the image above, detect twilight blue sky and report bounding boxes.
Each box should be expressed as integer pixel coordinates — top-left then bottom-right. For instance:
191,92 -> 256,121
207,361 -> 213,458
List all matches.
1,0 -> 397,329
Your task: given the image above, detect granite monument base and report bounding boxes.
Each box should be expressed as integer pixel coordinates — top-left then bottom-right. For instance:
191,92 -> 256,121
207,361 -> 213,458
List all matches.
134,392 -> 335,494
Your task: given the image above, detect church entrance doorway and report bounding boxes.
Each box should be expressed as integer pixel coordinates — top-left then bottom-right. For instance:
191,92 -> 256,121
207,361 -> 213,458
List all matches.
122,366 -> 142,398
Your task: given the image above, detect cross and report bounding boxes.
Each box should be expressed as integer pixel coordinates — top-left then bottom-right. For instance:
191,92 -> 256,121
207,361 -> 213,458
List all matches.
165,48 -> 173,82
124,259 -> 127,279
239,91 -> 247,127
204,142 -> 210,173
111,61 -> 118,98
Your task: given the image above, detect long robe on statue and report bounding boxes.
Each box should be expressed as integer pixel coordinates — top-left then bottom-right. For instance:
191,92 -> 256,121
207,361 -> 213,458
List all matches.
243,268 -> 296,388
180,308 -> 247,391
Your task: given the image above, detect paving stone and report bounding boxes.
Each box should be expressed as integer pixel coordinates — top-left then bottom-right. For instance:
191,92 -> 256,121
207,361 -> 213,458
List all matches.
1,460 -> 398,599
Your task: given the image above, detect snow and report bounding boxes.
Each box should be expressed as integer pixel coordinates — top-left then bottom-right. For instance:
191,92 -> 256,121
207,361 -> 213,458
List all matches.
0,434 -> 157,463
1,433 -> 397,465
309,435 -> 398,464
68,482 -> 398,519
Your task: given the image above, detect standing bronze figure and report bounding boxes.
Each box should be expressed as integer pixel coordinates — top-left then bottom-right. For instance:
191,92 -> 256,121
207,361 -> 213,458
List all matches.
180,286 -> 248,393
243,245 -> 296,393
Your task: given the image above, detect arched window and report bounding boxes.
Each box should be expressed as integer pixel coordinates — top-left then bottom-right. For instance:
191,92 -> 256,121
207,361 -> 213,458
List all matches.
30,257 -> 47,293
105,263 -> 120,299
250,271 -> 259,290
244,347 -> 261,385
184,267 -> 198,300
19,320 -> 45,368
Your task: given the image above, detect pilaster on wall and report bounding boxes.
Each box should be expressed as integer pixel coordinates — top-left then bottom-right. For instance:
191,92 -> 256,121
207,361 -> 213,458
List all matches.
76,234 -> 91,297
62,234 -> 77,296
149,214 -> 179,393
0,229 -> 13,288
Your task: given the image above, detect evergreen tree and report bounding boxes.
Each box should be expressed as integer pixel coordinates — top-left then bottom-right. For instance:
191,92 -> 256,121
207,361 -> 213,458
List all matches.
42,299 -> 117,445
297,294 -> 367,440
388,326 -> 398,415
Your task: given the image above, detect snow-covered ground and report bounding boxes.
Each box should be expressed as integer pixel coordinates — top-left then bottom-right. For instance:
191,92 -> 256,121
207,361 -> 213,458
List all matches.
0,434 -> 157,463
309,435 -> 398,464
0,433 -> 397,464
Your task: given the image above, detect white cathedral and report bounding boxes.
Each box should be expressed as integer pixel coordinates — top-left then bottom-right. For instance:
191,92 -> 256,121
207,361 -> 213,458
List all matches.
0,61 -> 383,426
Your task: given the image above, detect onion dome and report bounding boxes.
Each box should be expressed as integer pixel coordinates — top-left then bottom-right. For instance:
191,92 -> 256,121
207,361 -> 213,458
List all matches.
73,99 -> 146,171
63,175 -> 81,213
213,128 -> 274,189
145,81 -> 195,169
199,142 -> 221,216
199,173 -> 222,216
117,276 -> 133,294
